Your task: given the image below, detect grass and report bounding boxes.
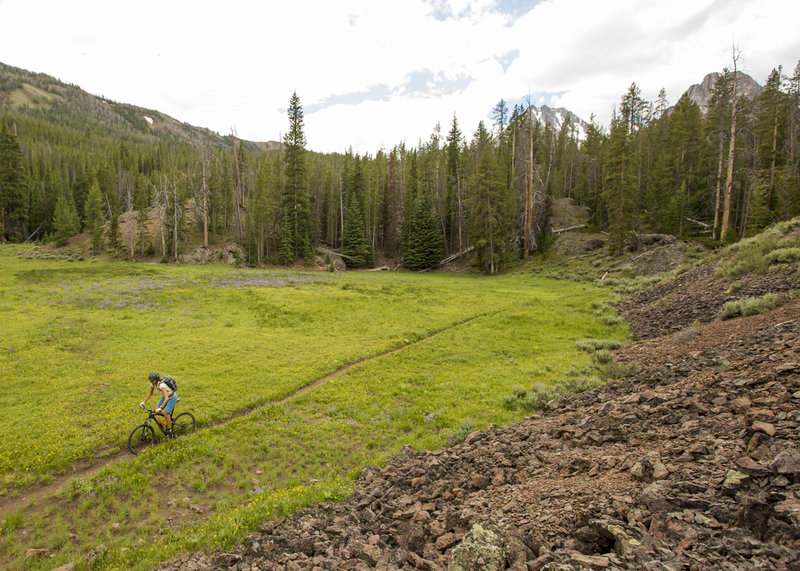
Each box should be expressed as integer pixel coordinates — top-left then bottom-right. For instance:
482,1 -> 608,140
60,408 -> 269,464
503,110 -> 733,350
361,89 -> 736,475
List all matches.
0,249 -> 627,570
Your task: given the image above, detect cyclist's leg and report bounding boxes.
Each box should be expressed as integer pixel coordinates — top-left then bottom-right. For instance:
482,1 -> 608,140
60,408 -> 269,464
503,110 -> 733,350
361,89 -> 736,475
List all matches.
156,395 -> 167,430
164,394 -> 178,430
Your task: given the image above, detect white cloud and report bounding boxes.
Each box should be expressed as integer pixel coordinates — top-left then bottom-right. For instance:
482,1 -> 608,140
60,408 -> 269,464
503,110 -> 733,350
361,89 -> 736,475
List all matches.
1,0 -> 798,153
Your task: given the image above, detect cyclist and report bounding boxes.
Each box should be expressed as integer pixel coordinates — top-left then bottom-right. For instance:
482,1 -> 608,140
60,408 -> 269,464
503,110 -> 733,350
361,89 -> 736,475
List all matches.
141,372 -> 177,435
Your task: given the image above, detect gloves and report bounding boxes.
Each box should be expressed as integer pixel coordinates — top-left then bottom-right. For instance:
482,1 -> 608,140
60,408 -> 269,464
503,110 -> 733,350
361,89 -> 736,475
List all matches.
140,402 -> 146,408
155,407 -> 162,413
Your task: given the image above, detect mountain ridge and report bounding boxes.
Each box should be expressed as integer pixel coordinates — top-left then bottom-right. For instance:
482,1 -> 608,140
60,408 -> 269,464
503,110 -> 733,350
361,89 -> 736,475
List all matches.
0,61 -> 282,152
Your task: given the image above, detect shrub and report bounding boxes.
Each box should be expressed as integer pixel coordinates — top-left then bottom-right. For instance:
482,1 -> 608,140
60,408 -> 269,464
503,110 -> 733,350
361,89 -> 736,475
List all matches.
766,247 -> 800,266
446,419 -> 477,445
576,338 -> 623,353
600,315 -> 624,326
717,217 -> 800,277
720,293 -> 779,320
563,375 -> 603,393
502,394 -> 518,409
592,349 -> 615,366
511,385 -> 527,399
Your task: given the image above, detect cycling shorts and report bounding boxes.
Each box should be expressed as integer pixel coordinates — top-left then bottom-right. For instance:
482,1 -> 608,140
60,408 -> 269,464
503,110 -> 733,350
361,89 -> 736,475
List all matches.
157,393 -> 178,414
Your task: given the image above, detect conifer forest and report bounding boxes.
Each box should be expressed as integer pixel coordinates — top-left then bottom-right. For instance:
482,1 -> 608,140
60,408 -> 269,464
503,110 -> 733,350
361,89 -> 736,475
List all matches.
1,60 -> 799,272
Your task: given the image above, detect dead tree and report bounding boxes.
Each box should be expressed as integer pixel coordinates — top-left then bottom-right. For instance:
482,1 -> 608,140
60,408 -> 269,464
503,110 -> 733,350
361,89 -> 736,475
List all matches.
720,46 -> 741,242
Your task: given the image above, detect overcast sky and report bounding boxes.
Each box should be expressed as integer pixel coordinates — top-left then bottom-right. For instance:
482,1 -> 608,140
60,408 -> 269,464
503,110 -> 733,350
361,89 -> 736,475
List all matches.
1,0 -> 798,153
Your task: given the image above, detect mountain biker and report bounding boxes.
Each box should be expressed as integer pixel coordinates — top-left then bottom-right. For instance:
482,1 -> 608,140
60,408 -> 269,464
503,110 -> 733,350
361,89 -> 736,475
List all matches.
141,372 -> 177,435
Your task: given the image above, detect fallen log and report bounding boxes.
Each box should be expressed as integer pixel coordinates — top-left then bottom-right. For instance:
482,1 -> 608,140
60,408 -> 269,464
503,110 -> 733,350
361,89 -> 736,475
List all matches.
552,224 -> 587,234
316,247 -> 364,264
685,217 -> 711,228
439,246 -> 474,266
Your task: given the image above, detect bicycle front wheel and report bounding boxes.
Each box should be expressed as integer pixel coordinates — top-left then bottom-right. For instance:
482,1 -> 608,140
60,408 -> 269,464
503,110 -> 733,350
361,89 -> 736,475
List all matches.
171,412 -> 196,438
128,423 -> 156,455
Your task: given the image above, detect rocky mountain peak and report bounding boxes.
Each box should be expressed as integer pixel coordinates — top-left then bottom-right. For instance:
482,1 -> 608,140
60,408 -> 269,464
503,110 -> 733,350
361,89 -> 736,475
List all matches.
684,71 -> 763,112
528,105 -> 590,141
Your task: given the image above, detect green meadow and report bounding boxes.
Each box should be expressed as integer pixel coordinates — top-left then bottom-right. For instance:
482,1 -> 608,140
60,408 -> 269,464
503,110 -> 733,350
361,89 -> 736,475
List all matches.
0,247 -> 626,570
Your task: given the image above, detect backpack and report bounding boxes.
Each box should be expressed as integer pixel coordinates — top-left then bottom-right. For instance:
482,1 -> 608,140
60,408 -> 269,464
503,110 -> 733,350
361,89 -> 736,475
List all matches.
162,375 -> 178,393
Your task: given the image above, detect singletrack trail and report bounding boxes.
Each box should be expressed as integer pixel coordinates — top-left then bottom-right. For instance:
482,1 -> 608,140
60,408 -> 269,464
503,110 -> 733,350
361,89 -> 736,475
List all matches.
0,312 -> 489,518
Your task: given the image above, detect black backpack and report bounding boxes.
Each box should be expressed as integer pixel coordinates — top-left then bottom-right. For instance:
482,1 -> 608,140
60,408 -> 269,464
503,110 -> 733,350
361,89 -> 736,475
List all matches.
162,375 -> 178,392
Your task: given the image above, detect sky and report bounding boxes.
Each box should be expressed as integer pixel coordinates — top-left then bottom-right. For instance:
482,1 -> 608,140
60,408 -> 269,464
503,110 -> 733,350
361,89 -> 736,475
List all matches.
1,0 -> 799,154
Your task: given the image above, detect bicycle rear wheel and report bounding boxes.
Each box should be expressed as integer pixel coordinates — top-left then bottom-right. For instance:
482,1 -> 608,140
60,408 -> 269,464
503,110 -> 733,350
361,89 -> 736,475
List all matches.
128,423 -> 156,455
171,412 -> 196,438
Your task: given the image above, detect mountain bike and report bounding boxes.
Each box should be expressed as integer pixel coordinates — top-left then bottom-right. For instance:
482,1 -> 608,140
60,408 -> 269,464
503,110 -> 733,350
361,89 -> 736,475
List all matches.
127,401 -> 196,455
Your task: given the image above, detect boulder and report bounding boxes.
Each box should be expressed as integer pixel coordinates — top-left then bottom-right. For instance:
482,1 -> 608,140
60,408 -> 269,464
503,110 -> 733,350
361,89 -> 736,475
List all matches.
447,524 -> 506,571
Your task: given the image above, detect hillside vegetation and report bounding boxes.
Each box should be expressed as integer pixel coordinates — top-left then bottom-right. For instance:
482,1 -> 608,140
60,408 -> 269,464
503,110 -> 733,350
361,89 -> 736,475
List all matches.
1,60 -> 799,274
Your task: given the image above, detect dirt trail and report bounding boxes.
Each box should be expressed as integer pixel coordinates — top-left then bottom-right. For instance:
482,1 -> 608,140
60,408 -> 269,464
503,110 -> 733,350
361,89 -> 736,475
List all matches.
0,312 -> 488,520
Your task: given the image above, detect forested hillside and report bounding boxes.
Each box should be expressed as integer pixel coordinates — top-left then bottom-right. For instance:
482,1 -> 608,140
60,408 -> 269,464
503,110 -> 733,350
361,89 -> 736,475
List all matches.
1,59 -> 799,272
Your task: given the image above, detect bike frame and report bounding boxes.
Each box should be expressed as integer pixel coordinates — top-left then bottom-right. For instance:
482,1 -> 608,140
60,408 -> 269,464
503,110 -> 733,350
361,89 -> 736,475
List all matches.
141,403 -> 178,435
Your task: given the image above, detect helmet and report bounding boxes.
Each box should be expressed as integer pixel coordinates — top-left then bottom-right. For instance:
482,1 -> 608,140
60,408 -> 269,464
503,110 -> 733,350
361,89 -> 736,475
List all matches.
148,372 -> 160,382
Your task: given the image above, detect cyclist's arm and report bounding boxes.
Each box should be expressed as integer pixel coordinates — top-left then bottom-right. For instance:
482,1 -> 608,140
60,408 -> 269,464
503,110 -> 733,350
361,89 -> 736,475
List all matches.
160,385 -> 170,403
143,386 -> 154,403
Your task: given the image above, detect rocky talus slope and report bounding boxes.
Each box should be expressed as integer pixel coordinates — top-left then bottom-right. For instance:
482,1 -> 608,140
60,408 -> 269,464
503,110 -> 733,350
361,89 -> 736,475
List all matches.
160,295 -> 800,570
616,263 -> 798,340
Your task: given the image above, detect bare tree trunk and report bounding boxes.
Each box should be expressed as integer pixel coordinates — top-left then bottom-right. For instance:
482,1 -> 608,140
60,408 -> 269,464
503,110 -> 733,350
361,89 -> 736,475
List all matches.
457,174 -> 463,252
524,115 -> 533,259
740,175 -> 754,239
173,181 -> 179,262
154,177 -> 168,257
339,177 -> 344,247
231,133 -> 243,240
720,48 -> 740,242
712,135 -> 725,240
487,193 -> 494,274
769,95 -> 780,212
201,143 -> 210,248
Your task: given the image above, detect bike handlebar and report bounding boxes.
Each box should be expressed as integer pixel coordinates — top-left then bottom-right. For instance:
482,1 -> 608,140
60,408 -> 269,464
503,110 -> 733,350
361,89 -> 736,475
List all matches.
140,401 -> 179,414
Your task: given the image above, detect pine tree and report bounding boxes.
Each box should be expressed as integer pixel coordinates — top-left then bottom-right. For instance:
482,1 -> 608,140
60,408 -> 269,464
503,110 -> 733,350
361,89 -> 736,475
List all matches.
445,115 -> 463,252
341,154 -> 372,267
72,163 -> 92,223
84,178 -> 105,253
581,115 -> 605,226
281,92 -> 313,263
401,151 -> 419,254
404,183 -> 443,270
467,121 -> 508,274
755,68 -> 787,218
602,115 -> 636,254
107,207 -> 121,253
0,117 -> 27,242
341,192 -> 369,267
53,192 -> 79,246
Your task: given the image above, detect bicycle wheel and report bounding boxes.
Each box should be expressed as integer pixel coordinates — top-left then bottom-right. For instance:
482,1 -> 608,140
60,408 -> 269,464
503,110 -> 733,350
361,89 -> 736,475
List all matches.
171,412 -> 196,438
128,423 -> 156,455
